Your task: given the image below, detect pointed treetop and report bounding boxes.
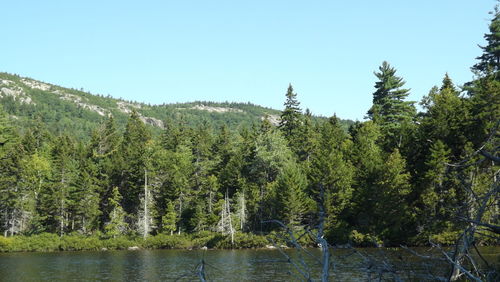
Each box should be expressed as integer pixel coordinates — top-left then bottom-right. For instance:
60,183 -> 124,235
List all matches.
472,5 -> 500,73
279,83 -> 302,134
440,73 -> 456,92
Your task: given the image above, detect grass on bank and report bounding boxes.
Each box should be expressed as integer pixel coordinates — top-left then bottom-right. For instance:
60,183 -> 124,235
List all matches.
1,228 -> 488,253
0,231 -> 275,252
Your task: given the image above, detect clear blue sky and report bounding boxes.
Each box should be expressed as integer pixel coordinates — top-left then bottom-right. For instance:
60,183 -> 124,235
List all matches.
1,0 -> 496,120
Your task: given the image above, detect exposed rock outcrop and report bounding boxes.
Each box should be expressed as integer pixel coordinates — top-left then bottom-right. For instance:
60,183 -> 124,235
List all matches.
185,104 -> 244,113
261,114 -> 280,126
0,83 -> 34,105
20,78 -> 51,91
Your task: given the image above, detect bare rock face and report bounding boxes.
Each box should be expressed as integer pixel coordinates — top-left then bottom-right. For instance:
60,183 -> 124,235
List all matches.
116,101 -> 142,114
0,79 -> 13,86
140,116 -> 164,128
20,78 -> 51,91
261,114 -> 281,126
187,104 -> 244,113
0,85 -> 35,105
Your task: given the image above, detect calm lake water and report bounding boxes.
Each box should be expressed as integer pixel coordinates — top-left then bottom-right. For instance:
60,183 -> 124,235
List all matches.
0,247 -> 498,281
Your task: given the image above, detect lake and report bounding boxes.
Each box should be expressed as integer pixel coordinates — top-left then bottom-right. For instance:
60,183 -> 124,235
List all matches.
0,247 -> 498,281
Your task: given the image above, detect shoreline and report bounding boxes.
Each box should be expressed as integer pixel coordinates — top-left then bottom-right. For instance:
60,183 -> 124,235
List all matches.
1,232 -> 498,253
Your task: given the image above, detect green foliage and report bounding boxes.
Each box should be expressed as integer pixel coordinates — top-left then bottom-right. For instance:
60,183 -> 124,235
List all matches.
104,187 -> 128,238
348,230 -> 383,247
472,5 -> 500,73
161,201 -> 177,234
429,230 -> 461,246
275,163 -> 310,228
0,6 -> 499,251
367,61 -> 416,150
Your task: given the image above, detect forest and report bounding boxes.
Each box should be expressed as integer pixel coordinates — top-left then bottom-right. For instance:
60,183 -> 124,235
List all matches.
0,6 -> 498,256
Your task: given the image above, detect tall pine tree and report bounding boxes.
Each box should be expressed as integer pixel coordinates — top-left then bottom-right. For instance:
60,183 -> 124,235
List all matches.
367,61 -> 416,149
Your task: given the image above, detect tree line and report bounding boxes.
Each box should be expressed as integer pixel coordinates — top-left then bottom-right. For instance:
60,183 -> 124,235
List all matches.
0,8 -> 498,247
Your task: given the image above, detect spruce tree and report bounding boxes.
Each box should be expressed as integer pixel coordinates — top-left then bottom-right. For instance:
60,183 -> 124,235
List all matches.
37,135 -> 79,235
88,116 -> 121,230
440,73 -> 456,92
419,75 -> 469,159
161,201 -> 177,235
374,149 -> 412,243
349,121 -> 384,236
279,84 -> 303,154
417,140 -> 454,239
308,116 -> 353,240
119,111 -> 151,226
104,187 -> 127,238
275,162 -> 309,229
0,106 -> 25,236
74,152 -> 101,234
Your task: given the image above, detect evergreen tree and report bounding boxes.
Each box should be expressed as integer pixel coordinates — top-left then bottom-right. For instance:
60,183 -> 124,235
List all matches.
367,61 -> 416,149
296,108 -> 319,162
349,121 -> 384,236
119,111 -> 151,228
0,105 -> 25,236
466,74 -> 500,147
41,135 -> 79,235
161,201 -> 177,235
440,73 -> 456,92
74,151 -> 101,234
416,140 -> 457,239
275,162 -> 309,229
472,5 -> 500,74
104,187 -> 127,238
158,143 -> 194,234
308,116 -> 354,241
247,128 -> 294,230
161,118 -> 183,151
0,105 -> 17,158
88,116 -> 121,230
279,84 -> 303,154
376,149 -> 412,244
20,151 -> 52,234
419,75 -> 469,159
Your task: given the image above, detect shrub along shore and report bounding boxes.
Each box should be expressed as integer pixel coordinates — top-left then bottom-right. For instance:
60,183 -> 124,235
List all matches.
0,232 -> 279,252
1,229 -> 489,253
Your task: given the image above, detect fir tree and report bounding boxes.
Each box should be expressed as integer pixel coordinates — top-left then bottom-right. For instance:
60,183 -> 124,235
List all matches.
419,75 -> 469,159
375,149 -> 412,243
119,111 -> 151,225
104,187 -> 127,238
161,201 -> 177,235
417,140 -> 454,237
308,116 -> 353,240
0,106 -> 25,236
440,73 -> 456,92
275,163 -> 309,229
279,84 -> 303,154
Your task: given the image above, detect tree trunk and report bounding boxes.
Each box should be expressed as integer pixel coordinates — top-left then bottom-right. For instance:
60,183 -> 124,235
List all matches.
143,169 -> 149,239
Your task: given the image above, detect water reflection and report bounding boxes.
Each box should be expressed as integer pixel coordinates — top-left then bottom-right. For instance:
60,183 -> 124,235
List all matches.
0,247 -> 498,281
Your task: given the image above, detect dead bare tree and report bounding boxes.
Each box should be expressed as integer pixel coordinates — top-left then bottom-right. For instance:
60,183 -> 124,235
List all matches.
435,121 -> 500,281
263,184 -> 332,281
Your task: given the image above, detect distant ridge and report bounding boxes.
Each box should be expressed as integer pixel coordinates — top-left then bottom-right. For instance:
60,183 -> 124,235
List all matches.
0,72 -> 353,139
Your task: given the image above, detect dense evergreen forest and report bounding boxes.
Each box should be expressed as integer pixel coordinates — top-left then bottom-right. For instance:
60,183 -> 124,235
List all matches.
0,7 -> 498,251
0,72 -> 353,140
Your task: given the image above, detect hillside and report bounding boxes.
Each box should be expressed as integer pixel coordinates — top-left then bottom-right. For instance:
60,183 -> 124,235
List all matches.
0,72 -> 352,139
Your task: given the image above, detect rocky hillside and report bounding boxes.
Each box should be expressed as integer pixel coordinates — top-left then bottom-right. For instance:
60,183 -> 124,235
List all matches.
0,72 -> 352,139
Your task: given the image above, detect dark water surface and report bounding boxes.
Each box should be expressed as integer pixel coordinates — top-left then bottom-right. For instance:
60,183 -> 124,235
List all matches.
0,247 -> 498,281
